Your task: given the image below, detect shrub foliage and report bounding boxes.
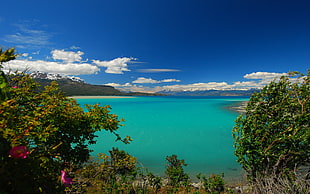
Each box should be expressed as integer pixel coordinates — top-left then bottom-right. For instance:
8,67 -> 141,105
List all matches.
0,48 -> 129,193
233,71 -> 310,180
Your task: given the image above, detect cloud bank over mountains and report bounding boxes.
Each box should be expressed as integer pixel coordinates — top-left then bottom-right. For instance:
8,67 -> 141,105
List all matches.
2,48 -> 287,93
106,71 -> 287,93
4,59 -> 99,75
3,49 -> 136,75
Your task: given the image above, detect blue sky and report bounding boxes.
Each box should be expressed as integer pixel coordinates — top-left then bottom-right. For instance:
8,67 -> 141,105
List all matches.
1,0 -> 309,93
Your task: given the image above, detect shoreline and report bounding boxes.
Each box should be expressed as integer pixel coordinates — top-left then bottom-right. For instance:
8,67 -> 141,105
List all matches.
224,101 -> 248,114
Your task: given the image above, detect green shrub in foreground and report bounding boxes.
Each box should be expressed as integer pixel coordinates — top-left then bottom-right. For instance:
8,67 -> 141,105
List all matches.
165,154 -> 190,187
0,48 -> 130,193
233,70 -> 310,182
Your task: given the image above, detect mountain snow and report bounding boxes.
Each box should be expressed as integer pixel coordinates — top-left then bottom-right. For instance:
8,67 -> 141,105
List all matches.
30,71 -> 85,83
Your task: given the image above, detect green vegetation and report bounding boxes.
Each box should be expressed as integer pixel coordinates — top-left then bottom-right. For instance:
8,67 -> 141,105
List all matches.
233,70 -> 310,192
68,151 -> 231,193
165,154 -> 190,192
0,48 -> 17,100
72,148 -> 139,193
0,48 -> 130,193
197,173 -> 227,194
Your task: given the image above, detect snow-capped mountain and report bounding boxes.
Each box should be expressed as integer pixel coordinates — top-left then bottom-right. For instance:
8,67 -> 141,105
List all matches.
29,71 -> 159,96
30,71 -> 85,83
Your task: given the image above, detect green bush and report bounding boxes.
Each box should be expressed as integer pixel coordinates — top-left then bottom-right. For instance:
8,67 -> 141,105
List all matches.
70,148 -> 141,193
146,171 -> 162,193
0,48 -> 130,193
165,154 -> 190,191
197,173 -> 226,193
233,70 -> 310,181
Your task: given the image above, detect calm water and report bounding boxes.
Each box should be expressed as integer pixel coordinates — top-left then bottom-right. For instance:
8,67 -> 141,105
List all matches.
76,96 -> 248,182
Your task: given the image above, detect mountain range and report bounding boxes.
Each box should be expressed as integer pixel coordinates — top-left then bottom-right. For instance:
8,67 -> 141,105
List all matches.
31,72 -> 257,96
157,89 -> 259,96
31,72 -> 163,96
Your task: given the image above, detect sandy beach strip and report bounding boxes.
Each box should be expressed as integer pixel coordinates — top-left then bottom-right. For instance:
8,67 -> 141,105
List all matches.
70,96 -> 137,99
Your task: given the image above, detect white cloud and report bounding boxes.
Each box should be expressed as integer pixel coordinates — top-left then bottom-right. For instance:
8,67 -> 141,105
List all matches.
109,81 -> 235,93
51,49 -> 84,62
2,48 -> 142,76
231,81 -> 261,88
161,79 -> 181,83
244,72 -> 287,80
161,82 -> 231,91
132,77 -> 160,83
104,71 -> 293,93
92,57 -> 135,74
137,69 -> 181,73
105,82 -> 157,93
109,81 -> 232,93
3,22 -> 51,48
105,83 -> 121,87
3,59 -> 99,75
105,83 -> 132,87
243,72 -> 288,86
132,77 -> 181,84
32,51 -> 40,55
70,45 -> 81,50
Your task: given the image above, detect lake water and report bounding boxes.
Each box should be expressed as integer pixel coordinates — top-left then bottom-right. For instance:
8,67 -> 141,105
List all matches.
76,96 -> 249,183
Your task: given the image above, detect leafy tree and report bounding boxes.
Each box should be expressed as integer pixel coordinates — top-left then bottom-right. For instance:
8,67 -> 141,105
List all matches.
165,154 -> 190,188
0,47 -> 130,193
108,147 -> 138,177
233,70 -> 310,181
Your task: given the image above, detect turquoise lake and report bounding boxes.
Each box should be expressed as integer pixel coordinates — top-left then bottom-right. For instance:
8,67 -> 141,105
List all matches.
76,96 -> 249,183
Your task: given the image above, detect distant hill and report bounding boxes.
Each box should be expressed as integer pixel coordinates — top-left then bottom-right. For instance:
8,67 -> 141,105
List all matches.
35,78 -> 125,96
31,72 -> 162,96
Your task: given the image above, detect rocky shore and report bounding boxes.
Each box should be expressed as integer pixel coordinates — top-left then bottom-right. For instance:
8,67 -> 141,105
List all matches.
225,101 -> 248,114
